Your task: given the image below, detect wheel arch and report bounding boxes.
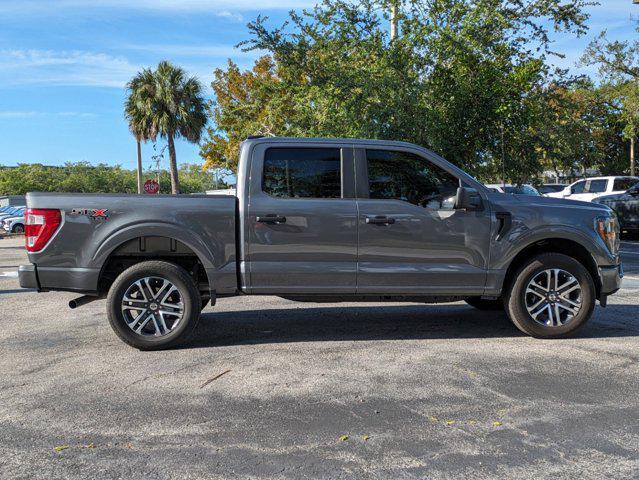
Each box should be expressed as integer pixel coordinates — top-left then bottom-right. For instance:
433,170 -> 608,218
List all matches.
502,237 -> 601,298
96,231 -> 214,296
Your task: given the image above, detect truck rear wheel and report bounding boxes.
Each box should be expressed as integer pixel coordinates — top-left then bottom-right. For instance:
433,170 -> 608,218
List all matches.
106,260 -> 201,350
504,253 -> 595,338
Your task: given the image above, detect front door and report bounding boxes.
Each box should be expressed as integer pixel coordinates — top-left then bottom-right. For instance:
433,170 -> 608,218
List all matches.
247,144 -> 358,294
356,147 -> 492,295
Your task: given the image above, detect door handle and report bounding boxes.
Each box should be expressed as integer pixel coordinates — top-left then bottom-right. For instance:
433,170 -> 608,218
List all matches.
256,214 -> 287,224
365,215 -> 396,225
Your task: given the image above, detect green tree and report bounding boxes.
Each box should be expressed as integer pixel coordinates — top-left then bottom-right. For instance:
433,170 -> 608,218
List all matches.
125,69 -> 158,194
126,61 -> 207,193
583,23 -> 639,175
201,0 -> 592,180
0,163 -> 215,195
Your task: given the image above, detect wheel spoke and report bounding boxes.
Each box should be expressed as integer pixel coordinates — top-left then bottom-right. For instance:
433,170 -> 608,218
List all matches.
130,310 -> 153,333
545,303 -> 556,326
530,301 -> 549,319
160,286 -> 178,305
553,304 -> 563,326
153,280 -> 171,302
557,277 -> 578,294
530,279 -> 549,293
526,286 -> 546,299
556,302 -> 579,315
123,298 -> 147,309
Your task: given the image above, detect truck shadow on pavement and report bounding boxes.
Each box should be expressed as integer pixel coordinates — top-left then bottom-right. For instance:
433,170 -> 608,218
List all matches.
185,303 -> 639,349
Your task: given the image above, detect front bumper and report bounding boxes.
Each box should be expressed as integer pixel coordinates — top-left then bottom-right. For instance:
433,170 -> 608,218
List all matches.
18,264 -> 39,290
599,263 -> 623,296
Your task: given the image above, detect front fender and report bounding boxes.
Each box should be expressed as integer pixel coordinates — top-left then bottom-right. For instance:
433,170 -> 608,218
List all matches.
493,224 -> 613,272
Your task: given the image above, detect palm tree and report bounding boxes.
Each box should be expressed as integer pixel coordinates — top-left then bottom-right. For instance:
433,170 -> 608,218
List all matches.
124,61 -> 207,194
125,69 -> 156,194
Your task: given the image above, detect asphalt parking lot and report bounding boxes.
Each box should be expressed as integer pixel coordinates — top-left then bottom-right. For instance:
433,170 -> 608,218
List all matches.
1,235 -> 638,479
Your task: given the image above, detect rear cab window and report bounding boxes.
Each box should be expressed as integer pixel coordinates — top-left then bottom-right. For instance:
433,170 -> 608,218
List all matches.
262,147 -> 341,198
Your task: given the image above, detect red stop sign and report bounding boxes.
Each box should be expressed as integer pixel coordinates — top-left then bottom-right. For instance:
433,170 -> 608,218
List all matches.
144,179 -> 160,194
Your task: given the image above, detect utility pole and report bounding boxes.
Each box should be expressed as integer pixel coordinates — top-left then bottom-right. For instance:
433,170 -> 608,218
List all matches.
390,1 -> 398,41
632,1 -> 638,174
632,136 -> 636,176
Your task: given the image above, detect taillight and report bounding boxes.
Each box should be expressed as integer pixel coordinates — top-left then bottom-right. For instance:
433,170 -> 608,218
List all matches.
25,208 -> 61,252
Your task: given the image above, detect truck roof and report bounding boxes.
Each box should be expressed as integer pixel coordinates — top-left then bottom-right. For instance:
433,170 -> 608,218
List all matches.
242,136 -> 421,149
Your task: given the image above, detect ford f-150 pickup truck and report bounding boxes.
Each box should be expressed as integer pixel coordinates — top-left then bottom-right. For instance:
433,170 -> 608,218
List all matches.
19,137 -> 623,349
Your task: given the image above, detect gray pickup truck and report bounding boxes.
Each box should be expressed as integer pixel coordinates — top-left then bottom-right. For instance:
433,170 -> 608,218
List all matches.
19,137 -> 623,349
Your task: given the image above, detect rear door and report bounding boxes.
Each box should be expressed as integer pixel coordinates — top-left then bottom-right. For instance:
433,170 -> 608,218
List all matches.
355,146 -> 492,295
575,179 -> 608,202
246,143 -> 358,294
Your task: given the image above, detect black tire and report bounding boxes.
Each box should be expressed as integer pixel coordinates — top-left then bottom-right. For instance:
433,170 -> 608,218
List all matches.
504,253 -> 596,338
12,224 -> 24,234
106,260 -> 201,350
465,297 -> 504,311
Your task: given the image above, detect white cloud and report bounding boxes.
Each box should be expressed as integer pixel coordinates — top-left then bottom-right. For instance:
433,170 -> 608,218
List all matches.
216,10 -> 244,21
0,49 -> 140,88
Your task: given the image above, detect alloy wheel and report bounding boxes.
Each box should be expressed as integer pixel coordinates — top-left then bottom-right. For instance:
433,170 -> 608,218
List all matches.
525,268 -> 582,327
121,277 -> 185,337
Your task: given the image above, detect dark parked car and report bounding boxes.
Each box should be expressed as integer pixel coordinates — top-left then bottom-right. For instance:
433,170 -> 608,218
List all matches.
594,182 -> 639,234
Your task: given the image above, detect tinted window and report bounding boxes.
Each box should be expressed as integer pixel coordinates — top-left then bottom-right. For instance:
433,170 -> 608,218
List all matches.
366,149 -> 459,210
503,185 -> 540,196
263,148 -> 341,198
539,185 -> 565,194
571,181 -> 586,194
586,179 -> 608,193
613,178 -> 639,191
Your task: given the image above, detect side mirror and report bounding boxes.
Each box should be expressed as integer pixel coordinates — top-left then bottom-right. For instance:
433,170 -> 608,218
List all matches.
455,187 -> 482,210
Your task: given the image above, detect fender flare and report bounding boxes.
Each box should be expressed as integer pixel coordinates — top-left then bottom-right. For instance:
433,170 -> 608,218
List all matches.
91,221 -> 216,271
499,224 -> 609,271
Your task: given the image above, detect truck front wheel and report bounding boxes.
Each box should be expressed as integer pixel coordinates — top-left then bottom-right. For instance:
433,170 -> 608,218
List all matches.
504,253 -> 596,338
106,260 -> 201,350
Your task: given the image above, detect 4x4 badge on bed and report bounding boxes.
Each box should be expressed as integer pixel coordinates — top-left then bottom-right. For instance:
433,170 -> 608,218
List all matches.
70,208 -> 109,219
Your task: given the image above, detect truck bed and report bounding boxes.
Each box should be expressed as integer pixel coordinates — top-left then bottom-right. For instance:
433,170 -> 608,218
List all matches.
22,192 -> 238,295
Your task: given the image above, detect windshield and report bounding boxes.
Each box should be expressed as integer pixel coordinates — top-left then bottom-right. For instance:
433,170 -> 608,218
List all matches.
539,185 -> 565,194
503,185 -> 540,196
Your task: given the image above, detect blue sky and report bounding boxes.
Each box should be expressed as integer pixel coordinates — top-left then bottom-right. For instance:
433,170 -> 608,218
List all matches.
0,0 -> 636,170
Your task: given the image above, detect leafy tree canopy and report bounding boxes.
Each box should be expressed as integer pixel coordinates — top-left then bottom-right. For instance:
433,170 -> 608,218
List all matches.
201,0 -> 602,181
0,163 -> 220,196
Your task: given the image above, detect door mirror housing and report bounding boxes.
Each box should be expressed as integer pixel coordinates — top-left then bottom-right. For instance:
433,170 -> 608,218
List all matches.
455,187 -> 482,210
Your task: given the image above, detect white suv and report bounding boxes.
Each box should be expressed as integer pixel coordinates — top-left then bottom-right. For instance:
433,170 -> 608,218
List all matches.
546,176 -> 639,202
